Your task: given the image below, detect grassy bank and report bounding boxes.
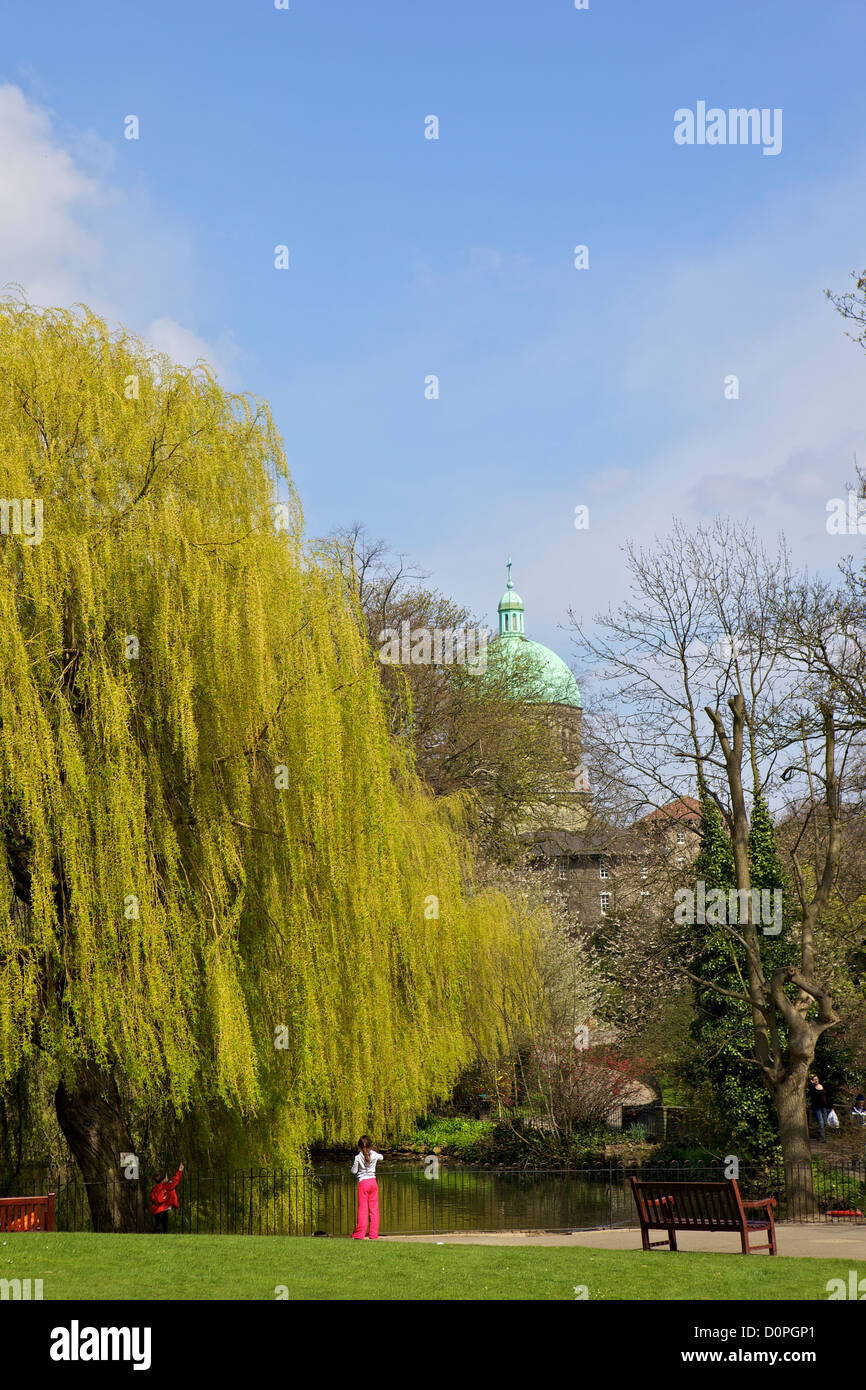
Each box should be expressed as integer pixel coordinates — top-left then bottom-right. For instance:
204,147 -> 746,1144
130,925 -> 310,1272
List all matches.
1,1232 -> 861,1300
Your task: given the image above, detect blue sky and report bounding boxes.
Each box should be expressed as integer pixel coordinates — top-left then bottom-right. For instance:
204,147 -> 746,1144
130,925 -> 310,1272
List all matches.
2,0 -> 865,663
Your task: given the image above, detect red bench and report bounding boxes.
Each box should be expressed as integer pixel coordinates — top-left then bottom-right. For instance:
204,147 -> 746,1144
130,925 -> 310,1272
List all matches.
630,1176 -> 777,1255
0,1193 -> 55,1232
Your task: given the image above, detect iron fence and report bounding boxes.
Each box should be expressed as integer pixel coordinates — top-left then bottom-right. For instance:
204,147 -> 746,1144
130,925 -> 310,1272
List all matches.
1,1159 -> 864,1235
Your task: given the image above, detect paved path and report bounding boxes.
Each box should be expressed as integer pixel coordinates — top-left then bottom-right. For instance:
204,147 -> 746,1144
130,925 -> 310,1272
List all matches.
382,1224 -> 866,1258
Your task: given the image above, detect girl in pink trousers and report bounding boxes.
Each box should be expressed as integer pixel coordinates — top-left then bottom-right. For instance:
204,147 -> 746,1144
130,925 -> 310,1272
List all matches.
351,1135 -> 383,1239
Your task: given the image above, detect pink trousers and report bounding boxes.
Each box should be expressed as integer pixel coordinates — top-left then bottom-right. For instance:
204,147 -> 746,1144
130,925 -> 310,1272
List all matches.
352,1178 -> 379,1239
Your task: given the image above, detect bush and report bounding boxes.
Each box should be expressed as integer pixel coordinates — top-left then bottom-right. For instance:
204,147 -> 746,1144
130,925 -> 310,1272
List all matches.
639,1139 -> 718,1173
475,1120 -> 613,1169
397,1116 -> 493,1161
398,1114 -> 620,1168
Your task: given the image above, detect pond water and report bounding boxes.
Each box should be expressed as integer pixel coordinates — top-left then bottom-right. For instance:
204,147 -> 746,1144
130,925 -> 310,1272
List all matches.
307,1162 -> 632,1235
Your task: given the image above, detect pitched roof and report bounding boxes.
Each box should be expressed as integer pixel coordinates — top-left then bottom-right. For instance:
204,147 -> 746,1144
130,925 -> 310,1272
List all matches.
523,827 -> 635,858
635,796 -> 702,827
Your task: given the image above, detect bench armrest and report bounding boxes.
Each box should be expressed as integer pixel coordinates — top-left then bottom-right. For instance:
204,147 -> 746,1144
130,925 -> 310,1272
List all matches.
742,1196 -> 776,1209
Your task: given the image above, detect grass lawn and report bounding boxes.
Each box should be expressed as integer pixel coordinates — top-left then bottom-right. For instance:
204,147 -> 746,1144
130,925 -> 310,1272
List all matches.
1,1232 -> 863,1300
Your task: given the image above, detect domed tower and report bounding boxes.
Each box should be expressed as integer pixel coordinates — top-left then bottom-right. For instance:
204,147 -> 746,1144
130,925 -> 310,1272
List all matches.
491,561 -> 587,831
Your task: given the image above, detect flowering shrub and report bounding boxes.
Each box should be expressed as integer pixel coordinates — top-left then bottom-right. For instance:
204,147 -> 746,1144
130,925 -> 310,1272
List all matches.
532,1034 -> 654,1131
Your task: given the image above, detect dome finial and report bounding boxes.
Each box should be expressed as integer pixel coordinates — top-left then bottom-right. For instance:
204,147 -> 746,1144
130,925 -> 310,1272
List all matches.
506,557 -> 513,590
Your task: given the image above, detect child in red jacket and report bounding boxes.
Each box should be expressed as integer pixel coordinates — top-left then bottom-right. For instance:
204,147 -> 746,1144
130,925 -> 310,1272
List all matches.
150,1164 -> 184,1233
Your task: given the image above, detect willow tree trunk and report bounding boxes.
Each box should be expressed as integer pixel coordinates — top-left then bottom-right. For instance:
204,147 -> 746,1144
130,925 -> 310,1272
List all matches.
55,1064 -> 146,1233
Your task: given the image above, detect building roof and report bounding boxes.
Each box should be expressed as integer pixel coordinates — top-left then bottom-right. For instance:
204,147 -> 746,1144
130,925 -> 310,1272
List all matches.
524,797 -> 702,858
636,796 -> 702,826
524,828 -> 635,858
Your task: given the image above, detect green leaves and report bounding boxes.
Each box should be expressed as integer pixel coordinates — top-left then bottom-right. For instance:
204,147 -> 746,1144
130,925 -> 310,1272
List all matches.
0,298 -> 538,1170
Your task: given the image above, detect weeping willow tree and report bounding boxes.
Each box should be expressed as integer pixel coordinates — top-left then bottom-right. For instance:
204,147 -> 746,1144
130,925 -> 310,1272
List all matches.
0,297 -> 537,1228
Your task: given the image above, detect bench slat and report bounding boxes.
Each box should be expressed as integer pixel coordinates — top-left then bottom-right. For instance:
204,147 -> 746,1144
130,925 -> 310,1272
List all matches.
0,1194 -> 56,1233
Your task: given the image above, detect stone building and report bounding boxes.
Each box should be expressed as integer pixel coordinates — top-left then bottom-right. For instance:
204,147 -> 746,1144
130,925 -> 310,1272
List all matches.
526,796 -> 702,928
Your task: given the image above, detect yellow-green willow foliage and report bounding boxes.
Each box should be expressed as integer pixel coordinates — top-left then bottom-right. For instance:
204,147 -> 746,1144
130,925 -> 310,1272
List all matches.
0,297 -> 541,1168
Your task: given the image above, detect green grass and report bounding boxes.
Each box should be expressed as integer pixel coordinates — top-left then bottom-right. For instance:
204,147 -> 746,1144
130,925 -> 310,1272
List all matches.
1,1232 -> 863,1300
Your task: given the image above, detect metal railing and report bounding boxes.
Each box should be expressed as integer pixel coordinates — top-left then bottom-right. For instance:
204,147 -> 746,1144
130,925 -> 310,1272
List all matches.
1,1159 -> 863,1234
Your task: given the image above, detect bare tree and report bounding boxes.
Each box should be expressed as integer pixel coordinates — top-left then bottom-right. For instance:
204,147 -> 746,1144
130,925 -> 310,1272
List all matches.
826,268 -> 866,352
569,519 -> 859,1200
314,524 -> 576,858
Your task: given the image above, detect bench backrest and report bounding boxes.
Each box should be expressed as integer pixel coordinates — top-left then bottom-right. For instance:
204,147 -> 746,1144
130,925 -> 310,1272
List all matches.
0,1194 -> 56,1232
630,1177 -> 746,1231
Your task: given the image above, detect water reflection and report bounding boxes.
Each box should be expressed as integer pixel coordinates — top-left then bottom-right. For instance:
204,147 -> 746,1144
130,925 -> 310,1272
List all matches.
312,1164 -> 624,1235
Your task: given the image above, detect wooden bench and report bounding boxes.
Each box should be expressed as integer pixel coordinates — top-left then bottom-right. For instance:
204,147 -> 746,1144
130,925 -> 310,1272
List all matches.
630,1177 -> 776,1255
0,1193 -> 55,1233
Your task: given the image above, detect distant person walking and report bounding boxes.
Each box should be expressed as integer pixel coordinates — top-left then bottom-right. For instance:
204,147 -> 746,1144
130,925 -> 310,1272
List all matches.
808,1077 -> 830,1142
351,1136 -> 383,1240
150,1164 -> 184,1233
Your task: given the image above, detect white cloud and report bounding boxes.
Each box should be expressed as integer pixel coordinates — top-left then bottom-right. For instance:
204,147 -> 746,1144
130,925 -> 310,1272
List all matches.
0,83 -> 233,381
145,317 -> 239,382
0,84 -> 103,305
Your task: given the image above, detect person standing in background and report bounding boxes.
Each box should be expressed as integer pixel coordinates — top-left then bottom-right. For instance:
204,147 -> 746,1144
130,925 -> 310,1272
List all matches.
808,1077 -> 830,1142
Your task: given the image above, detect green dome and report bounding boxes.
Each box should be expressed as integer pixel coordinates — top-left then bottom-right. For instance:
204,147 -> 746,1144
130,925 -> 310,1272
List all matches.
490,560 -> 581,709
498,587 -> 524,611
492,633 -> 582,709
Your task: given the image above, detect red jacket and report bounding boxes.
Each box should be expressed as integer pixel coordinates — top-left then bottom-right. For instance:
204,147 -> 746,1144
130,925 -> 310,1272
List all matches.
150,1170 -> 182,1215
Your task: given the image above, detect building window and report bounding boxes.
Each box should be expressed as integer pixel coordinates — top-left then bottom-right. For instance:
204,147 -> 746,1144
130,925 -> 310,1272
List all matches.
557,859 -> 568,880
676,829 -> 686,845
598,858 -> 609,880
640,891 -> 650,903
676,857 -> 685,869
600,893 -> 611,915
640,863 -> 648,880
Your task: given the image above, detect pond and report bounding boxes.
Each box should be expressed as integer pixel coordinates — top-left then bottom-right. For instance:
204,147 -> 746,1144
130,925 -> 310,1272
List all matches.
307,1162 -> 630,1236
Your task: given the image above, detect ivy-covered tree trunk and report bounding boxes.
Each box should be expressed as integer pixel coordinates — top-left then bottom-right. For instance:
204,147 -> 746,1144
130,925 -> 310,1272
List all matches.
687,794 -> 822,1211
55,1064 -> 146,1233
686,797 -> 797,1166
705,695 -> 841,1216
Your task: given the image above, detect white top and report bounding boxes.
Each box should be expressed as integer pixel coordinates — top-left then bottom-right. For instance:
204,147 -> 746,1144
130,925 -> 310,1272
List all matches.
351,1150 -> 383,1181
